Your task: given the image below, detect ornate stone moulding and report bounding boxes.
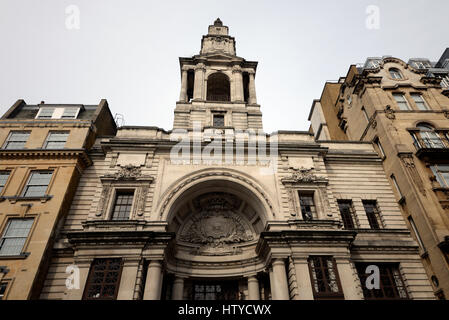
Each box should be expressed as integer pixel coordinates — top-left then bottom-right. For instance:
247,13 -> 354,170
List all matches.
65,230 -> 175,246
0,149 -> 92,167
100,164 -> 153,182
281,167 -> 327,185
286,219 -> 341,230
159,169 -> 275,219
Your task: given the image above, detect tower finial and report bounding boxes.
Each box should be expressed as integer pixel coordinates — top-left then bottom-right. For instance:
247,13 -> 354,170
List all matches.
214,18 -> 223,26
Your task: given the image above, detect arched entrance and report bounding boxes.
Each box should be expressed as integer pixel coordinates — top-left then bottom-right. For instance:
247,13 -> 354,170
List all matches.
162,179 -> 272,300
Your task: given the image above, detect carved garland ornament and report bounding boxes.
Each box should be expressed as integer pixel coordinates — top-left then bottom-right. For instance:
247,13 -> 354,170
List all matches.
281,167 -> 326,184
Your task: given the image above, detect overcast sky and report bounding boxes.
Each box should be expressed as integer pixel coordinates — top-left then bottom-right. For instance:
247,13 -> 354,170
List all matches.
1,0 -> 448,133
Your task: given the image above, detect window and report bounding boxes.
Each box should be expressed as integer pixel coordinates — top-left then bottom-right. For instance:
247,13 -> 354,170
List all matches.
308,256 -> 343,299
441,75 -> 449,88
408,216 -> 426,251
298,192 -> 316,221
391,175 -> 404,200
366,59 -> 381,69
22,171 -> 53,197
338,200 -> 356,229
393,93 -> 410,110
0,282 -> 7,300
83,258 -> 123,300
0,171 -> 10,193
43,132 -> 69,149
415,124 -> 445,148
389,68 -> 403,80
413,61 -> 430,69
111,191 -> 134,220
36,107 -> 79,119
361,107 -> 370,122
212,114 -> 225,127
431,165 -> 449,188
363,200 -> 382,229
61,108 -> 79,119
410,93 -> 429,110
0,219 -> 34,256
36,107 -> 56,119
356,263 -> 409,300
374,138 -> 386,159
3,131 -> 30,150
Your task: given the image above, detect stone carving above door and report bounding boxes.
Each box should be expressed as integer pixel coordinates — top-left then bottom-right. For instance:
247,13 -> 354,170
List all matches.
178,193 -> 254,255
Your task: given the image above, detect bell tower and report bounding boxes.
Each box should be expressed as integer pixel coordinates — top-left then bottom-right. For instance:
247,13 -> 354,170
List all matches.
174,19 -> 262,130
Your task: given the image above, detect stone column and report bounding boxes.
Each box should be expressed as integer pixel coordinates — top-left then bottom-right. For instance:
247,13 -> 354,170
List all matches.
293,258 -> 314,300
247,275 -> 260,300
335,258 -> 363,300
63,260 -> 92,300
143,260 -> 164,300
117,259 -> 139,300
193,63 -> 205,101
179,67 -> 188,102
248,71 -> 257,105
270,258 -> 290,300
171,276 -> 185,300
232,66 -> 244,102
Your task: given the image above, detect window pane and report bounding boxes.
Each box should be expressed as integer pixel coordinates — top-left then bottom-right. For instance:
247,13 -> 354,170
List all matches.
37,107 -> 55,118
23,172 -> 53,197
0,283 -> 7,300
298,192 -> 315,220
0,171 -> 10,193
213,114 -> 224,127
411,94 -> 428,110
338,200 -> 355,229
111,191 -> 134,220
356,263 -> 408,300
84,258 -> 122,300
309,256 -> 343,298
0,219 -> 33,256
389,69 -> 402,79
62,108 -> 79,119
363,200 -> 381,229
4,132 -> 30,150
0,238 -> 26,256
393,94 -> 410,110
45,132 -> 69,149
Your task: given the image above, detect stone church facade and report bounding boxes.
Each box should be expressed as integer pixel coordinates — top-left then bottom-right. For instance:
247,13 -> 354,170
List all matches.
38,19 -> 434,300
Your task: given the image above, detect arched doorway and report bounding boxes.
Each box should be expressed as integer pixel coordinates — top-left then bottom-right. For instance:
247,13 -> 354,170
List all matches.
163,179 -> 271,300
207,73 -> 230,101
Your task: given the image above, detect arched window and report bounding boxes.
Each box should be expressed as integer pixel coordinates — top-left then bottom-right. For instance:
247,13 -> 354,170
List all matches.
389,68 -> 403,80
415,123 -> 444,148
207,73 -> 230,102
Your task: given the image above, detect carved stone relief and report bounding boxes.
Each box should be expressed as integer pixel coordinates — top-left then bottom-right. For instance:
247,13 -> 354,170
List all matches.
399,154 -> 426,196
385,105 -> 396,120
281,167 -> 326,184
178,193 -> 254,256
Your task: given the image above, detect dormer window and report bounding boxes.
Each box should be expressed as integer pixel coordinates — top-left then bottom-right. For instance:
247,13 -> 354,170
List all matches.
36,107 -> 80,119
36,107 -> 55,119
365,59 -> 381,69
412,61 -> 431,69
389,68 -> 403,80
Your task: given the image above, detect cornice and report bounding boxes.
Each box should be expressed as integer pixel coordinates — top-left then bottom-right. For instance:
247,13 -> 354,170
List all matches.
0,149 -> 92,167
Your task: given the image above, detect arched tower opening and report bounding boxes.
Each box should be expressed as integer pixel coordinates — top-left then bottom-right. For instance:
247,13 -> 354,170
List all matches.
207,73 -> 230,102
